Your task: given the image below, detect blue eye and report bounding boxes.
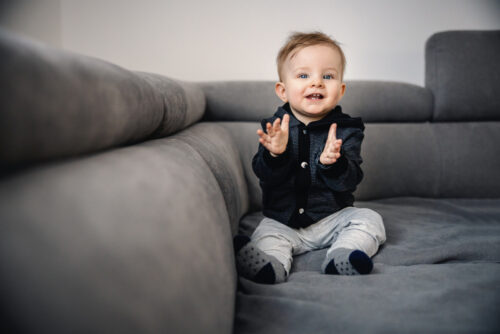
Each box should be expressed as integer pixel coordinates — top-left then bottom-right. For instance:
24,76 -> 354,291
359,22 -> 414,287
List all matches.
323,74 -> 334,80
298,74 -> 308,79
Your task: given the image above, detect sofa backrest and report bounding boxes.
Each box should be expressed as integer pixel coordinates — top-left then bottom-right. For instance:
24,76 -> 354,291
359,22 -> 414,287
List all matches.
0,29 -> 205,173
201,80 -> 433,123
426,30 -> 500,121
424,30 -> 500,198
0,30 -> 244,333
201,30 -> 500,203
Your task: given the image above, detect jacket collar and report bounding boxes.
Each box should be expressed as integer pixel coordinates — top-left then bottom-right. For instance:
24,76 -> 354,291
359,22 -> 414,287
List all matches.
275,103 -> 364,130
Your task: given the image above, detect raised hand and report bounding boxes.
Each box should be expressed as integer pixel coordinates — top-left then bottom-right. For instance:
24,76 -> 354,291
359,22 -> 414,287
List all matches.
257,114 -> 290,157
320,123 -> 342,165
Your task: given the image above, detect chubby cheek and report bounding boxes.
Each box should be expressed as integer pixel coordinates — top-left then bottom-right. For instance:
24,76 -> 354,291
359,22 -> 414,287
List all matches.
332,84 -> 344,98
288,87 -> 306,103
329,91 -> 339,101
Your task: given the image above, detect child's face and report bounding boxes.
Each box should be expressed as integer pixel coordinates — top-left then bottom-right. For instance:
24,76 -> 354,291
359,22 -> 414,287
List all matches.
275,44 -> 346,125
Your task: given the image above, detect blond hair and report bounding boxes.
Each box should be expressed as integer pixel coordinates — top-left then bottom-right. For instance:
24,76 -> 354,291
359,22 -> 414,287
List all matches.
276,31 -> 346,81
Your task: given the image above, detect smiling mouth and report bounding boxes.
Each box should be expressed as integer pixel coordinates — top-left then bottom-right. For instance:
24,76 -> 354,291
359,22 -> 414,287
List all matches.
306,93 -> 324,100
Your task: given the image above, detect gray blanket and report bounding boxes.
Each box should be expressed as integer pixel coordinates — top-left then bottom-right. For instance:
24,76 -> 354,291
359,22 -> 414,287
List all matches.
234,197 -> 500,333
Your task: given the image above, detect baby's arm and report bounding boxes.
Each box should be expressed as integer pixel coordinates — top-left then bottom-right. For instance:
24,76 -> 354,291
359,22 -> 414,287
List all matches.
252,114 -> 292,186
317,125 -> 364,193
319,123 -> 342,165
256,114 -> 290,157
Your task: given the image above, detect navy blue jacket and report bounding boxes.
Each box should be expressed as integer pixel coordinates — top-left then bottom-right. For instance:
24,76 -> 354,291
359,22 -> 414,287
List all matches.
252,103 -> 365,229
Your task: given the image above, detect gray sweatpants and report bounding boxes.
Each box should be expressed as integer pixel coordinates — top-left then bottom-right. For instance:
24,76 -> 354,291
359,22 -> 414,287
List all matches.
251,207 -> 386,275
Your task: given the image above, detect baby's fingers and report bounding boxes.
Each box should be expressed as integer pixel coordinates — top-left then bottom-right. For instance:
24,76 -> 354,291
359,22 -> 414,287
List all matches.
281,114 -> 290,133
272,118 -> 282,133
258,137 -> 268,146
266,122 -> 275,136
258,135 -> 272,149
257,128 -> 266,138
334,139 -> 342,151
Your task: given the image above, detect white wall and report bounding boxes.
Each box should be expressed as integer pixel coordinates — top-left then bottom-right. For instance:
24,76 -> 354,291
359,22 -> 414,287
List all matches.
0,0 -> 61,47
2,0 -> 500,85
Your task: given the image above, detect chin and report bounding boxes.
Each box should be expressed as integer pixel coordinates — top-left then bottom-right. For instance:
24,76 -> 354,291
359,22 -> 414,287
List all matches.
304,108 -> 330,116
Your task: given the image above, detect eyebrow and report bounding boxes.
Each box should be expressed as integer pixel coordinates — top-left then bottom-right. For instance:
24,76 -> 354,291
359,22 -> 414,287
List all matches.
293,67 -> 311,72
292,67 -> 339,73
325,67 -> 339,72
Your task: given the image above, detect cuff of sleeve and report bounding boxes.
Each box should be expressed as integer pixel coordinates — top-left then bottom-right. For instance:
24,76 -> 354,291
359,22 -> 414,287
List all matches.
318,155 -> 348,177
263,148 -> 290,168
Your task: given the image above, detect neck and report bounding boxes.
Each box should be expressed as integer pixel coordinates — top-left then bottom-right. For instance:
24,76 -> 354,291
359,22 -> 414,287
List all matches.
289,108 -> 322,126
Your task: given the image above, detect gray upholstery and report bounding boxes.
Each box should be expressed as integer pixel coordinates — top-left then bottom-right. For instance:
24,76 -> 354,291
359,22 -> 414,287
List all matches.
235,198 -> 500,333
432,122 -> 500,197
0,30 -> 204,173
201,80 -> 433,122
1,29 -> 499,334
0,136 -> 236,333
0,30 -> 230,333
201,81 -> 282,122
359,122 -> 500,199
357,123 -> 440,199
426,30 -> 500,121
217,122 -> 262,212
138,73 -> 205,137
175,123 -> 249,234
329,81 -> 433,122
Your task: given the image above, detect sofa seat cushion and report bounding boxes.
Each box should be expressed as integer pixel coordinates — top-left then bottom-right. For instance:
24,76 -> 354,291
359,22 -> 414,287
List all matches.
235,262 -> 499,334
235,197 -> 500,333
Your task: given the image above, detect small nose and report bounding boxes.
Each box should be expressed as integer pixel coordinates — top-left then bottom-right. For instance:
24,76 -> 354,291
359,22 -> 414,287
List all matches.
311,76 -> 324,87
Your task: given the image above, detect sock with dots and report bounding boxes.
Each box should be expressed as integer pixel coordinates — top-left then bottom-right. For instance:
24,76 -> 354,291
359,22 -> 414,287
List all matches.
233,235 -> 287,284
321,248 -> 373,275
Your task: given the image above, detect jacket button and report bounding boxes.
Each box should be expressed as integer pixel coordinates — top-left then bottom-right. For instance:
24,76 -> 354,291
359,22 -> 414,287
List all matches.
298,208 -> 304,214
301,161 -> 308,168
303,129 -> 307,135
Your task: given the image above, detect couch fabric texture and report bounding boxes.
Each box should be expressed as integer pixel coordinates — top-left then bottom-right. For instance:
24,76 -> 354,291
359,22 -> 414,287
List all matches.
0,29 -> 499,333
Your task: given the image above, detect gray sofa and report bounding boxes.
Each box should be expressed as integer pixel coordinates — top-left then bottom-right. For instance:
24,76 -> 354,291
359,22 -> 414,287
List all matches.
0,29 -> 499,333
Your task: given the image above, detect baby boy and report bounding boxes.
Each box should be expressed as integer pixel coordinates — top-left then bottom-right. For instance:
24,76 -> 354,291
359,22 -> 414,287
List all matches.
234,32 -> 386,284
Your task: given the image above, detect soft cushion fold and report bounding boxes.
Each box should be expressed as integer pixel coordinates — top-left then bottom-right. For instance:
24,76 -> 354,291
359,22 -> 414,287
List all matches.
137,73 -> 205,137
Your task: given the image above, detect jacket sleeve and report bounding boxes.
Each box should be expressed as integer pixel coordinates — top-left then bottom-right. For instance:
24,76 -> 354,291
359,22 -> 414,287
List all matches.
252,143 -> 294,186
252,118 -> 294,186
316,128 -> 364,192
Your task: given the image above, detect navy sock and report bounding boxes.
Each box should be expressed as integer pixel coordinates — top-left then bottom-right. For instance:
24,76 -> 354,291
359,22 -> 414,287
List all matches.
322,248 -> 373,275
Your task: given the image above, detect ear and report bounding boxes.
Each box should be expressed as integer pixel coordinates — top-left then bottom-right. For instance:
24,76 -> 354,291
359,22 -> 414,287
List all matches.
338,82 -> 346,101
275,82 -> 288,103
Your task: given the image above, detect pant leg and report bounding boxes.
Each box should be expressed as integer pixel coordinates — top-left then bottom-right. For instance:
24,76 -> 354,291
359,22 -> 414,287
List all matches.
325,207 -> 386,258
251,217 -> 304,275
